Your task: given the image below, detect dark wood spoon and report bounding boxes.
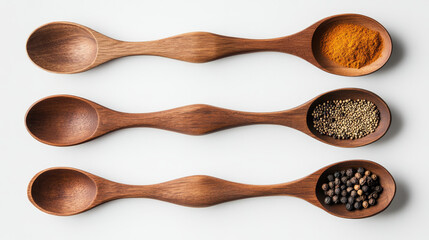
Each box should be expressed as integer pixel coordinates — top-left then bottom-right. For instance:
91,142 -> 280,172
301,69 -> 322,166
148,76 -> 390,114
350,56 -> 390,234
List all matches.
28,160 -> 396,218
26,14 -> 391,76
25,88 -> 391,147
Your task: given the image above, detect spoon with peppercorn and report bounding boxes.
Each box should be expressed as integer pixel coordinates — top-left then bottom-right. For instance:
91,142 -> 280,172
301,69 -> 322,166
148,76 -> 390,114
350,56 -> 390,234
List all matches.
26,14 -> 391,76
25,88 -> 391,147
28,160 -> 395,218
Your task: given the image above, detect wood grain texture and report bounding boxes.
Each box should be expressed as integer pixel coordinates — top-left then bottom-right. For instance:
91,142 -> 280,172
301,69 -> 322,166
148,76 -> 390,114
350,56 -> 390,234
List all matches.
25,88 -> 391,147
26,14 -> 392,76
28,160 -> 396,218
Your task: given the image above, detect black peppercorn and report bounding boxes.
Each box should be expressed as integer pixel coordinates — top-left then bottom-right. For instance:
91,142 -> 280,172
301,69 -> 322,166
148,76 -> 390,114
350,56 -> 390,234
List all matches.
340,196 -> 348,204
322,183 -> 329,191
327,174 -> 334,182
350,177 -> 358,185
328,181 -> 335,189
345,203 -> 354,211
374,186 -> 383,193
362,201 -> 369,208
356,196 -> 363,202
341,176 -> 348,184
327,189 -> 334,197
346,168 -> 354,177
357,167 -> 365,174
350,190 -> 357,198
334,178 -> 341,186
346,180 -> 352,187
348,196 -> 355,204
334,171 -> 340,178
347,187 -> 353,193
341,190 -> 347,197
340,185 -> 346,190
354,201 -> 362,210
357,189 -> 363,196
371,192 -> 379,199
369,198 -> 376,206
334,187 -> 341,195
332,195 -> 339,204
359,177 -> 366,186
361,185 -> 369,193
324,196 -> 332,205
340,170 -> 346,177
355,172 -> 362,179
367,177 -> 374,186
371,174 -> 378,181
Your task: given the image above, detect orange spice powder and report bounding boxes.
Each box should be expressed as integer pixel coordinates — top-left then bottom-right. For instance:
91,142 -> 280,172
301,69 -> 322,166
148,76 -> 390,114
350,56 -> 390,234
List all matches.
320,24 -> 383,68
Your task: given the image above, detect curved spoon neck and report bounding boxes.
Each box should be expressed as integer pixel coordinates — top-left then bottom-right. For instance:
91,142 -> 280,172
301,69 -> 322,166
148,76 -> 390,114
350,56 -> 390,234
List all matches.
265,109 -> 308,130
118,184 -> 153,198
111,41 -> 154,56
97,107 -> 307,135
98,112 -> 153,132
272,33 -> 309,55
247,182 -> 302,197
104,32 -> 308,62
269,179 -> 313,197
98,182 -> 153,200
208,36 -> 292,53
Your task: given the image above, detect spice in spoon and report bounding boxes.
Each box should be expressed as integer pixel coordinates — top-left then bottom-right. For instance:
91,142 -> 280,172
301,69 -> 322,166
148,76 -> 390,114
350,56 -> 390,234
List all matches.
320,23 -> 383,68
312,99 -> 379,140
322,167 -> 383,211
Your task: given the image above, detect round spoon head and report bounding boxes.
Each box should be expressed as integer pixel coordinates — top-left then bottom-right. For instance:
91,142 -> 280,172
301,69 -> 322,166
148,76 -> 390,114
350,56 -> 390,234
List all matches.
25,95 -> 100,146
311,14 -> 392,76
28,168 -> 98,216
314,160 -> 395,218
26,22 -> 98,74
304,88 -> 391,147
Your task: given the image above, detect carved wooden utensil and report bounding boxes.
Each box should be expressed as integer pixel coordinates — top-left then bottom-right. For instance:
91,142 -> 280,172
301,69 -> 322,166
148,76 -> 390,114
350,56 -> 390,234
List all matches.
26,14 -> 391,76
28,160 -> 396,218
25,88 -> 391,147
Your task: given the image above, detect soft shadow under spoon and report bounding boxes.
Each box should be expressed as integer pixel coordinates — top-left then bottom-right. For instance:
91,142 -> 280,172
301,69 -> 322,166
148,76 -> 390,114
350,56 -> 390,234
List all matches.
26,14 -> 391,76
25,88 -> 391,147
28,160 -> 396,218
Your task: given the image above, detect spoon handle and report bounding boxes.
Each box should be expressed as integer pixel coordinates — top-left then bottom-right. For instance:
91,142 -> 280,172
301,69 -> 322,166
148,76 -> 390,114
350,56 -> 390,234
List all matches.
119,32 -> 300,62
118,104 -> 304,135
121,175 -> 299,207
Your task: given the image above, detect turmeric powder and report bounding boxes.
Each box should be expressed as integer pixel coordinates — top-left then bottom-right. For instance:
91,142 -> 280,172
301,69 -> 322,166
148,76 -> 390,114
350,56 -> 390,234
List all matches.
320,24 -> 383,68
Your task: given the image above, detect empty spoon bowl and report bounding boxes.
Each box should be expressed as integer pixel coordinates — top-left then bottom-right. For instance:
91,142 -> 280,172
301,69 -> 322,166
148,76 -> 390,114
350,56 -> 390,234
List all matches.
25,96 -> 99,146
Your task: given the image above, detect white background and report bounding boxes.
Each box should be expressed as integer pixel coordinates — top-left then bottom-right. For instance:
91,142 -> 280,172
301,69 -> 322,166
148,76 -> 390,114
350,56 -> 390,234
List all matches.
1,0 -> 426,239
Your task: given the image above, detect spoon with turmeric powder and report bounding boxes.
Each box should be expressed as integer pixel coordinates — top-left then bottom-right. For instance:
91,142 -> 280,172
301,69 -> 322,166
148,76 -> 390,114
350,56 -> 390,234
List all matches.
27,14 -> 391,76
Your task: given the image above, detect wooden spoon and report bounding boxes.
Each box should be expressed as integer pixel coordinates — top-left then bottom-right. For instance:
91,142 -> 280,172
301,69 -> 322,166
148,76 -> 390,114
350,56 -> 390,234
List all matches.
28,160 -> 396,218
25,88 -> 391,147
26,14 -> 391,76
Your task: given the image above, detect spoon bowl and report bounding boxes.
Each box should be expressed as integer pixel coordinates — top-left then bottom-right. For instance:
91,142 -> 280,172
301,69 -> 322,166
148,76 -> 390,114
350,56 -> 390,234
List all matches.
28,160 -> 395,218
25,88 -> 390,147
26,14 -> 391,75
315,160 -> 396,218
311,14 -> 392,76
305,88 -> 391,147
25,96 -> 99,146
27,22 -> 98,73
29,168 -> 97,216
